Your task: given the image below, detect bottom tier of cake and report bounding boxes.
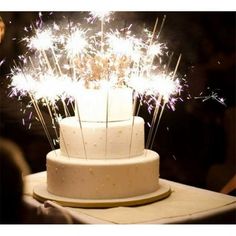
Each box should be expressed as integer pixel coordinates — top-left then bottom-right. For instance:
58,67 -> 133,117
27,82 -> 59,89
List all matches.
47,150 -> 160,199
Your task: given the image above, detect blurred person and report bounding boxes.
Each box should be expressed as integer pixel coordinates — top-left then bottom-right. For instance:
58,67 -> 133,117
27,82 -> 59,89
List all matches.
0,137 -> 29,223
0,138 -> 73,224
0,16 -> 5,43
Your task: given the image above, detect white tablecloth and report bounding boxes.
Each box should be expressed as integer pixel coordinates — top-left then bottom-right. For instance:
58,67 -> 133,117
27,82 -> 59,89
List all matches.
23,172 -> 236,224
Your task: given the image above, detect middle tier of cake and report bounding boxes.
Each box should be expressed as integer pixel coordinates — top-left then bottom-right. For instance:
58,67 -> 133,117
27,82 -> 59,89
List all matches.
60,116 -> 144,159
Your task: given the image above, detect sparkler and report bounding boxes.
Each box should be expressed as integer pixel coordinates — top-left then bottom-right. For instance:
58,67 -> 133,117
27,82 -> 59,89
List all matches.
89,12 -> 113,158
10,66 -> 56,151
194,90 -> 226,106
145,54 -> 182,150
7,12 -> 184,156
65,29 -> 88,58
88,11 -> 112,52
75,101 -> 87,159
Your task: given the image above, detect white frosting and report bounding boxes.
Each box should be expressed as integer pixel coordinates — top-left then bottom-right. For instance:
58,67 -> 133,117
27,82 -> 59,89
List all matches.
47,149 -> 159,199
75,88 -> 133,122
60,116 -> 144,159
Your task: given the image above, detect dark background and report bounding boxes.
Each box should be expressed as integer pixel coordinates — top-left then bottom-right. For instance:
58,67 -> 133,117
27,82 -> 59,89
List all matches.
0,12 -> 235,193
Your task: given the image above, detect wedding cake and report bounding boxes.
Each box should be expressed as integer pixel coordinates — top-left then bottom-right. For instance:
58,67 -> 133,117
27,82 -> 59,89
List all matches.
46,87 -> 160,200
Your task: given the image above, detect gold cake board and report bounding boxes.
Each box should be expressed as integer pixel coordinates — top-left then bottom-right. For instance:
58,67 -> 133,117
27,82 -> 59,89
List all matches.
33,180 -> 171,208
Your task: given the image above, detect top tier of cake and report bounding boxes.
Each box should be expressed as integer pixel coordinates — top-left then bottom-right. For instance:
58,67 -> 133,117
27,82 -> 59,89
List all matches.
75,88 -> 133,122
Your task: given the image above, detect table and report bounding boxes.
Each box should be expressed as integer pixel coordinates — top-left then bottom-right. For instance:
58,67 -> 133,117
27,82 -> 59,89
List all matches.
23,172 -> 236,224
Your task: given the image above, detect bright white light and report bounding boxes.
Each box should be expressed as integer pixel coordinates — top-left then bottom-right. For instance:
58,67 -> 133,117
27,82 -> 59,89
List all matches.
128,74 -> 179,102
65,29 -> 88,57
10,13 -> 183,118
89,11 -> 112,22
148,43 -> 163,56
11,72 -> 37,96
128,76 -> 148,94
108,34 -> 134,56
28,29 -> 53,51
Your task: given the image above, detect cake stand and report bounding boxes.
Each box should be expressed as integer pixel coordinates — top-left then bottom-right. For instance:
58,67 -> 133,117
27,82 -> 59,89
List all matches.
33,180 -> 171,208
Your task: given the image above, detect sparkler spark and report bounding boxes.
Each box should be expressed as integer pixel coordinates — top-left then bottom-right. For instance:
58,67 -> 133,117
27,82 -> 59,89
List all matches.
26,28 -> 54,51
88,11 -> 112,23
65,29 -> 88,57
148,43 -> 165,57
107,33 -> 135,56
128,74 -> 181,103
10,72 -> 36,97
195,91 -> 226,106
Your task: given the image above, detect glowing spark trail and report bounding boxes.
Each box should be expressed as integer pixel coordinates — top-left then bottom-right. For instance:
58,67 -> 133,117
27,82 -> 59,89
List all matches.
195,91 -> 226,106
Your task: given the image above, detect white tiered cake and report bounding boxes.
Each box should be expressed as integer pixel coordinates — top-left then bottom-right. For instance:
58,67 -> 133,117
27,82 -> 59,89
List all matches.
46,88 -> 160,200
